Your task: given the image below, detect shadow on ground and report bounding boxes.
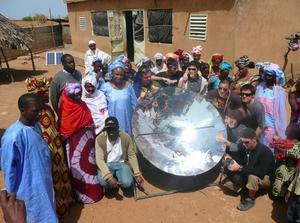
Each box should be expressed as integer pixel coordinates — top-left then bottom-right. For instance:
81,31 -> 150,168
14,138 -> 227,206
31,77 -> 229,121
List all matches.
137,152 -> 221,192
60,202 -> 84,223
0,68 -> 47,85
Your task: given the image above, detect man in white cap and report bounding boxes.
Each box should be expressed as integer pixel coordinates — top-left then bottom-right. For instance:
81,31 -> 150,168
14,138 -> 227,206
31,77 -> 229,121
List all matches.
84,40 -> 112,74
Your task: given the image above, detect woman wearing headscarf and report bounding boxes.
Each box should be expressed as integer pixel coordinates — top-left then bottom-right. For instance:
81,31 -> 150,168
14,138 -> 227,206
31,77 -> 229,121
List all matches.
100,60 -> 137,135
255,65 -> 287,147
191,45 -> 204,63
208,61 -> 234,90
82,75 -> 109,135
86,56 -> 105,89
59,83 -> 103,203
133,65 -> 158,100
174,49 -> 192,72
151,53 -> 167,74
25,77 -> 74,217
234,55 -> 255,90
208,53 -> 224,77
115,54 -> 136,82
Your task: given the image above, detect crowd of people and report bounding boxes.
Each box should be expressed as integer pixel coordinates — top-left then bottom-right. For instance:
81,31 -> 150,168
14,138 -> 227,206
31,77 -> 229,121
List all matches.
0,39 -> 300,222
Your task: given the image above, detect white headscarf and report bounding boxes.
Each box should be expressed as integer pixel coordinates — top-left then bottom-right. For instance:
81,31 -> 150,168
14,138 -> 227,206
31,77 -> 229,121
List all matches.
82,75 -> 108,134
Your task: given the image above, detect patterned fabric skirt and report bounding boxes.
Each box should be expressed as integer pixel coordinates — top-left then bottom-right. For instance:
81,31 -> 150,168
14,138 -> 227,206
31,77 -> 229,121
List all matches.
272,162 -> 296,197
40,110 -> 74,217
66,128 -> 104,203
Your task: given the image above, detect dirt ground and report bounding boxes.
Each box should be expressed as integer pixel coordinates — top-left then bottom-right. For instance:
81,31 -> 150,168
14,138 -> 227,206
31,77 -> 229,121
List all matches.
0,51 -> 289,223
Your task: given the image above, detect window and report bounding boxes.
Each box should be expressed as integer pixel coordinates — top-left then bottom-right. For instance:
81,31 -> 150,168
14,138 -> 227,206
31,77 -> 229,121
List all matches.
91,11 -> 109,36
189,14 -> 208,41
147,9 -> 172,44
79,16 -> 87,31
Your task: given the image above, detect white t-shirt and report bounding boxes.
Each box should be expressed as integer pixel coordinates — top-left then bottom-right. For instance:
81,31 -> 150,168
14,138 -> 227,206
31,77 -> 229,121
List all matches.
106,138 -> 124,163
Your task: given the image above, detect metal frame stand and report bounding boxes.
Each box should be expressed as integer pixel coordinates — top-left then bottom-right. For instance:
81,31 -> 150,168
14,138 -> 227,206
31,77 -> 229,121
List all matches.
133,183 -> 179,201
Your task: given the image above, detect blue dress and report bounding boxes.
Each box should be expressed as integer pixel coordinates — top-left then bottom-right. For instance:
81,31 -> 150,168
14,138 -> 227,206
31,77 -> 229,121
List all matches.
101,82 -> 137,134
1,121 -> 58,223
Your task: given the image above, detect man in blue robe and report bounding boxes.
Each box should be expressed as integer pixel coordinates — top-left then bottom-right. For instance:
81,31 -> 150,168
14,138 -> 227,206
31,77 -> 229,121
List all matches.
1,93 -> 58,223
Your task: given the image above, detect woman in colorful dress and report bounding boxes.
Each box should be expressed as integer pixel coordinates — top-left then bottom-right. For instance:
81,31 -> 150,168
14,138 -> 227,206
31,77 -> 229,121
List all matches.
25,77 -> 74,218
100,60 -> 137,135
255,65 -> 287,147
58,83 -> 103,203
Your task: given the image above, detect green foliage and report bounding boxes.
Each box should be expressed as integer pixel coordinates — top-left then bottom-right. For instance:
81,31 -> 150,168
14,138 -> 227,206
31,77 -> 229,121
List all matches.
22,14 -> 48,22
22,16 -> 33,21
32,14 -> 48,22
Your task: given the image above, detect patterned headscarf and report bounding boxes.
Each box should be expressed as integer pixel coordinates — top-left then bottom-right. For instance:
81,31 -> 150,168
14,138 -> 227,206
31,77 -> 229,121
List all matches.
235,55 -> 250,68
92,56 -> 102,65
263,65 -> 285,86
64,83 -> 82,96
115,54 -> 129,64
255,62 -> 271,69
220,61 -> 233,71
154,53 -> 164,60
191,45 -> 203,55
136,57 -> 155,70
25,77 -> 52,97
174,49 -> 190,61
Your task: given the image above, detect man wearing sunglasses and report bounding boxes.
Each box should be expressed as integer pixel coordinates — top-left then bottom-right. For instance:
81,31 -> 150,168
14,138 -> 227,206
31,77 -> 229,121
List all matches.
240,84 -> 265,138
222,128 -> 274,211
206,79 -> 242,117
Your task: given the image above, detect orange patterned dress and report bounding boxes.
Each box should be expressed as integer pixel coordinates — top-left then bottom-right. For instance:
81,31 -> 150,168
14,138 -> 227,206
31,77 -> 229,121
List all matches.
39,105 -> 74,217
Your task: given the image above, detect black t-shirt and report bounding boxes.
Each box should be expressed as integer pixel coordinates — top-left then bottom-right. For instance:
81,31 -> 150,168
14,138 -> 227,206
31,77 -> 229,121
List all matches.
156,70 -> 183,87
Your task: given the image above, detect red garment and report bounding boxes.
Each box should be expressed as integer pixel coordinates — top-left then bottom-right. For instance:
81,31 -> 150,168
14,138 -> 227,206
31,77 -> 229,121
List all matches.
67,128 -> 104,203
58,90 -> 94,138
270,138 -> 294,160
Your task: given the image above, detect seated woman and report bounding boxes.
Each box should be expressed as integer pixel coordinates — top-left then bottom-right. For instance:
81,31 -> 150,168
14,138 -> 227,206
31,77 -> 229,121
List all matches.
271,123 -> 300,198
59,83 -> 103,203
133,65 -> 159,100
25,77 -> 74,217
178,60 -> 208,95
82,75 -> 109,135
100,60 -> 137,135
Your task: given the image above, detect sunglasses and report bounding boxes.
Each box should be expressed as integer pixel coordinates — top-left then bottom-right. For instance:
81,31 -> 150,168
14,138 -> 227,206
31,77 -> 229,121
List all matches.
218,87 -> 229,92
188,67 -> 197,71
240,93 -> 252,97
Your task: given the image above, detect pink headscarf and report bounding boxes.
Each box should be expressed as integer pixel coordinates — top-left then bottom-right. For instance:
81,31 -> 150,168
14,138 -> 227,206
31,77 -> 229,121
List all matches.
191,45 -> 203,55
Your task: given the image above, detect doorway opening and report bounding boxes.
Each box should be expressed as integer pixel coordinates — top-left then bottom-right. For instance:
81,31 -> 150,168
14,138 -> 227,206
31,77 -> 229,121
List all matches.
124,11 -> 134,61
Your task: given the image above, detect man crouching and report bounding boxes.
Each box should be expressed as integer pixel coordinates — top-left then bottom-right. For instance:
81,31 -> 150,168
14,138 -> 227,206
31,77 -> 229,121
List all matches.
95,117 -> 144,194
222,128 -> 275,211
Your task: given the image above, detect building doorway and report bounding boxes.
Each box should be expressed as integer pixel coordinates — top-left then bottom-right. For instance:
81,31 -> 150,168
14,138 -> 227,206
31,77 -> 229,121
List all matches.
123,10 -> 144,63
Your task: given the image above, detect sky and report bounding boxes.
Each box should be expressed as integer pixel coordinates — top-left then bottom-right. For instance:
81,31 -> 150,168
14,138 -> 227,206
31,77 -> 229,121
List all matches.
0,0 -> 68,19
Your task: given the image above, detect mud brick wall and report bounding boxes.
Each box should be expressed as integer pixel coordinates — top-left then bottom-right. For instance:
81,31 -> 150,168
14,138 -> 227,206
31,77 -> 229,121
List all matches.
1,25 -> 69,60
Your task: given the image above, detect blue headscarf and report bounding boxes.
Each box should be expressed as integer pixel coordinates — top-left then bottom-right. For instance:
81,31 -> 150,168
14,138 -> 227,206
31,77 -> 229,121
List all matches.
220,61 -> 233,71
263,66 -> 285,86
108,61 -> 125,80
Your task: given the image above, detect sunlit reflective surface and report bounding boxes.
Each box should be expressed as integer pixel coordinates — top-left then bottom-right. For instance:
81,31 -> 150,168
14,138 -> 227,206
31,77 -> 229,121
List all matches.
132,87 -> 227,176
